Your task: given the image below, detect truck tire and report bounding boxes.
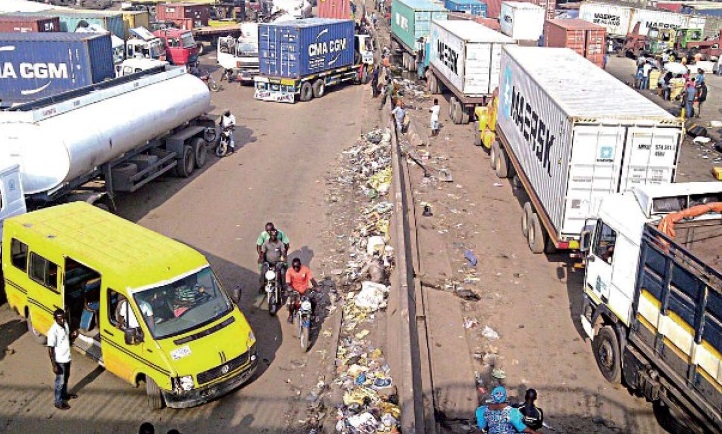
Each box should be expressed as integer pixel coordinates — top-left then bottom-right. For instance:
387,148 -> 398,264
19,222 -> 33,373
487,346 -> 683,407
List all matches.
175,145 -> 195,178
312,80 -> 325,98
473,121 -> 482,146
490,141 -> 499,170
460,105 -> 470,124
527,213 -> 546,254
192,137 -> 208,169
521,202 -> 533,237
27,311 -> 47,345
300,82 -> 313,102
196,42 -> 205,56
494,146 -> 509,178
145,376 -> 165,410
449,96 -> 457,118
593,326 -> 622,384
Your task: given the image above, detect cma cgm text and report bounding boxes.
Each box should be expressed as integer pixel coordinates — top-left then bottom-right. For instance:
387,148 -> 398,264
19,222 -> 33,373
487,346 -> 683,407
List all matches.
0,62 -> 69,79
308,39 -> 347,56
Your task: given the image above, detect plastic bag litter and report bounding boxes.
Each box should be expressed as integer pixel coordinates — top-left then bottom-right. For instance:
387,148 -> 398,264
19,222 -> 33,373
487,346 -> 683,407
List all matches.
354,281 -> 389,311
381,413 -> 398,427
482,326 -> 500,340
347,412 -> 377,428
367,235 -> 386,256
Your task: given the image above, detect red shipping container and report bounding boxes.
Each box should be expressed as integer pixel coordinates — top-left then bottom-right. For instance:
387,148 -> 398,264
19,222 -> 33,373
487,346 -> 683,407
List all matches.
156,3 -> 210,28
0,15 -> 61,33
544,19 -> 606,68
318,0 -> 352,19
655,1 -> 683,13
447,12 -> 501,31
486,0 -> 502,18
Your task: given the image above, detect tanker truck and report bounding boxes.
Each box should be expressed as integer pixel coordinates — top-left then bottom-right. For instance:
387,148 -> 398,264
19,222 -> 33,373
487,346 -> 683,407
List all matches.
0,65 -> 217,219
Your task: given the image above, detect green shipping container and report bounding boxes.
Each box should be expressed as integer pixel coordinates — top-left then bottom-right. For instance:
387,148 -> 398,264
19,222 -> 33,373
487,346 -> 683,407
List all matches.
391,0 -> 447,54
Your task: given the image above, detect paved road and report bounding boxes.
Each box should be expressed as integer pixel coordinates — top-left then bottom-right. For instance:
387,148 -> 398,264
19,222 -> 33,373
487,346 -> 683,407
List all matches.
0,75 -> 366,433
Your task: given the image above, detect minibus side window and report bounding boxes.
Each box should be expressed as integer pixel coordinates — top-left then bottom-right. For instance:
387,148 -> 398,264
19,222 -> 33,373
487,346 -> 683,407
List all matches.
108,289 -> 121,327
29,253 -> 58,292
10,239 -> 28,271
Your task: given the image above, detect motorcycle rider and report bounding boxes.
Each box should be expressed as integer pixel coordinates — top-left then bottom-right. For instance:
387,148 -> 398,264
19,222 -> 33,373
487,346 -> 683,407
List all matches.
260,229 -> 287,290
285,258 -> 318,324
220,110 -> 236,153
256,222 -> 290,291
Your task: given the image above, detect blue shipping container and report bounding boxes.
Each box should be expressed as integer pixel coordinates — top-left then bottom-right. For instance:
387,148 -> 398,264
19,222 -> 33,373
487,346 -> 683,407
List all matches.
444,0 -> 487,16
259,18 -> 355,79
0,32 -> 115,106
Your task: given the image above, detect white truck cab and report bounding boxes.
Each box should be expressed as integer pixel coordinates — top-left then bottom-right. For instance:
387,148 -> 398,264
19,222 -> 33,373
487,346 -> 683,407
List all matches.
217,23 -> 259,84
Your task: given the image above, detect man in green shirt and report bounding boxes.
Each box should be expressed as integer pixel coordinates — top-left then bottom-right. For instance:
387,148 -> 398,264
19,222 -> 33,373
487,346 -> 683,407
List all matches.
256,222 -> 290,290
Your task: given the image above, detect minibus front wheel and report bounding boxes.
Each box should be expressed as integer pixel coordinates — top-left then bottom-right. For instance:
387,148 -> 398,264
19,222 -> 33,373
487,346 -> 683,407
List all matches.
26,310 -> 47,345
145,376 -> 165,410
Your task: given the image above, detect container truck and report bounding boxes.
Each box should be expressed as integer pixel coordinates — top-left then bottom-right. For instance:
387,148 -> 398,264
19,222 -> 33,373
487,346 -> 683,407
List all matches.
485,46 -> 683,254
544,18 -> 606,68
443,0 -> 487,17
579,182 -> 722,434
254,18 -> 372,103
154,27 -> 199,65
390,0 -> 448,73
154,3 -> 242,54
0,66 -> 218,212
0,32 -> 115,107
0,15 -> 61,33
578,2 -> 706,40
500,1 -> 545,43
217,22 -> 259,85
426,20 -> 515,124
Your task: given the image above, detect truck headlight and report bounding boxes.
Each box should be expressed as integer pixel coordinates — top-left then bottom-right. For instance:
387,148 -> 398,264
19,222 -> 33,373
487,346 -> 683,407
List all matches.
180,375 -> 194,391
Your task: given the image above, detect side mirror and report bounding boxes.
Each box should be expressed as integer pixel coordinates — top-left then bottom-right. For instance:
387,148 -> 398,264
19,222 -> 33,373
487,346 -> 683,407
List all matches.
580,230 -> 592,253
124,327 -> 144,345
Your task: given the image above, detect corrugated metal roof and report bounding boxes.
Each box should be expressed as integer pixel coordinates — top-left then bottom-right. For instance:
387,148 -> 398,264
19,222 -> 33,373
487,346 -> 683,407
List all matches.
433,19 -> 515,42
394,0 -> 448,11
504,46 -> 677,121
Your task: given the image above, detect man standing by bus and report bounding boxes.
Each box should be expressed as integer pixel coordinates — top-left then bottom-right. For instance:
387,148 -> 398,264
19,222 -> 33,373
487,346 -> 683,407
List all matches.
48,309 -> 78,410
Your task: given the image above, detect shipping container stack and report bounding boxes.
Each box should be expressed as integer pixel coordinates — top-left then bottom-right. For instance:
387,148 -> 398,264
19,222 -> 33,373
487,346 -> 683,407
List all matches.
500,1 -> 545,43
155,3 -> 210,30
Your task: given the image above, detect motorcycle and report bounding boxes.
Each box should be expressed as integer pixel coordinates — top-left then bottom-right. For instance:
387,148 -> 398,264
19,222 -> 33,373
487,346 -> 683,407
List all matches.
291,291 -> 314,352
215,126 -> 234,157
262,262 -> 285,316
191,66 -> 222,92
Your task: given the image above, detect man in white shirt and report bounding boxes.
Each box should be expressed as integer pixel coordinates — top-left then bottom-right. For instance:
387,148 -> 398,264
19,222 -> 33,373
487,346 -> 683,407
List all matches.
221,110 -> 237,153
47,308 -> 78,410
117,295 -> 155,331
429,98 -> 440,137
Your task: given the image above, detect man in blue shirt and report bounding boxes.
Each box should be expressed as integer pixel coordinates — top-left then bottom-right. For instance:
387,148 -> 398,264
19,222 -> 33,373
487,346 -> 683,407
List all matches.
476,386 -> 539,434
686,79 -> 697,119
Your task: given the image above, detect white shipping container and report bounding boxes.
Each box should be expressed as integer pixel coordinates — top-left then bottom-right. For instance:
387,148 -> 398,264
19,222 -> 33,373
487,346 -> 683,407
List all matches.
500,1 -> 545,41
579,2 -> 706,37
497,46 -> 683,243
578,2 -> 633,37
429,20 -> 516,97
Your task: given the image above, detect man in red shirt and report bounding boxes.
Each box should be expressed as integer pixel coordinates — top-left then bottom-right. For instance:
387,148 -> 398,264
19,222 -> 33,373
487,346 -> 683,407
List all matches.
285,258 -> 318,323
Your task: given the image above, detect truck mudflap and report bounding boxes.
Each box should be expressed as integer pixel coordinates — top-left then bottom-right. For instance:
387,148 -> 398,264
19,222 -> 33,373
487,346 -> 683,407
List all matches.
163,349 -> 258,408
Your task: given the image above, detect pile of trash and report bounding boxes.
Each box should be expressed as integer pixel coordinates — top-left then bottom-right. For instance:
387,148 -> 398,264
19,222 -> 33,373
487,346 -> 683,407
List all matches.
322,128 -> 402,433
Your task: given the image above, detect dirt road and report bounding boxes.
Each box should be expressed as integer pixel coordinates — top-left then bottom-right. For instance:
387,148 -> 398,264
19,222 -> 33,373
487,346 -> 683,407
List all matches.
0,77 -> 369,433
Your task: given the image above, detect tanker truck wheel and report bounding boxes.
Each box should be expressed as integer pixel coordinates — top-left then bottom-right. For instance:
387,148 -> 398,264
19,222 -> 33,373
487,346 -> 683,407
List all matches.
300,82 -> 314,102
175,145 -> 196,178
192,137 -> 208,169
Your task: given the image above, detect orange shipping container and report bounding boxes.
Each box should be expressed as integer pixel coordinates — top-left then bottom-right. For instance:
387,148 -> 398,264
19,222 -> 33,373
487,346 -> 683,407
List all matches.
317,0 -> 352,19
544,18 -> 606,68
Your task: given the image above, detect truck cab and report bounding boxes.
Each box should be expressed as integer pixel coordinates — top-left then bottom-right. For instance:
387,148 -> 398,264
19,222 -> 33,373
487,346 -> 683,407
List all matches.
3,202 -> 258,409
154,28 -> 199,65
580,183 -> 722,432
217,23 -> 259,84
115,58 -> 169,77
127,27 -> 167,61
355,34 -> 375,65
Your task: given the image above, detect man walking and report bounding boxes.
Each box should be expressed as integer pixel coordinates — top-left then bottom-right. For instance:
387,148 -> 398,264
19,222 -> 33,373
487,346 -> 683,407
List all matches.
429,98 -> 440,137
391,100 -> 406,133
685,78 -> 697,118
48,309 -> 78,410
371,64 -> 380,98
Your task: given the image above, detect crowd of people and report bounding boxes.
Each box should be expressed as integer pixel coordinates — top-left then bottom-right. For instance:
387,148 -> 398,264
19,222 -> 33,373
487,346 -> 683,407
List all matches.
634,53 -> 709,119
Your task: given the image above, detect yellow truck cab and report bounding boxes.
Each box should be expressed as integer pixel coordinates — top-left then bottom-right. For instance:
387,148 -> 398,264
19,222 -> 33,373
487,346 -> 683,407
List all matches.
3,202 -> 257,409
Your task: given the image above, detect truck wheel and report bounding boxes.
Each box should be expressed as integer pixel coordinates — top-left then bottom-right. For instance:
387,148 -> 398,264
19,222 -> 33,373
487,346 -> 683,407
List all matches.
593,326 -> 622,384
460,106 -> 470,124
145,376 -> 165,410
521,202 -> 533,237
312,80 -> 325,98
196,42 -> 205,56
494,146 -> 509,178
192,137 -> 208,169
490,141 -> 499,170
27,311 -> 47,345
473,121 -> 482,146
300,82 -> 313,102
449,96 -> 457,118
527,213 -> 546,254
175,145 -> 195,178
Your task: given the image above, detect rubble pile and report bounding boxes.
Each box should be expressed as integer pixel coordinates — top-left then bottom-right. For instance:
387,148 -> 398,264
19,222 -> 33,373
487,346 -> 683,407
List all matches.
320,128 -> 402,433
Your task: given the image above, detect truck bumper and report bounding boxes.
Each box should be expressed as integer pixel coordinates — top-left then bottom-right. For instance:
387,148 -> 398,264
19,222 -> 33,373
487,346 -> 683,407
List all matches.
163,349 -> 258,408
